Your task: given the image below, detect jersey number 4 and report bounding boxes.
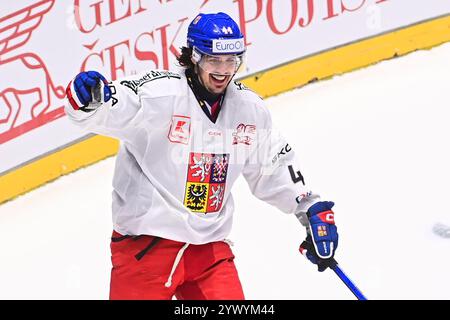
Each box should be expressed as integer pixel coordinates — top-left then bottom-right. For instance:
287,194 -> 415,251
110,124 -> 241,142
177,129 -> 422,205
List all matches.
288,165 -> 305,185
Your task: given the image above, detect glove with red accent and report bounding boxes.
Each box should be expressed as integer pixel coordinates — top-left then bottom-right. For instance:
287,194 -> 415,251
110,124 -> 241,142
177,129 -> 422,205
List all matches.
66,71 -> 111,112
299,201 -> 338,272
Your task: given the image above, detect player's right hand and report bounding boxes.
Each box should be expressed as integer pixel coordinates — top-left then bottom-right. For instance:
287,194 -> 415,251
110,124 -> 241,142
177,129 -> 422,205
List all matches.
66,71 -> 111,112
300,234 -> 337,272
299,201 -> 338,272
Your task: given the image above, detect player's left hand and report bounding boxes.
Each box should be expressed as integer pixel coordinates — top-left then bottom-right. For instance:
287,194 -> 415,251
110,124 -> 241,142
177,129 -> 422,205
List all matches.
66,71 -> 111,112
299,201 -> 338,272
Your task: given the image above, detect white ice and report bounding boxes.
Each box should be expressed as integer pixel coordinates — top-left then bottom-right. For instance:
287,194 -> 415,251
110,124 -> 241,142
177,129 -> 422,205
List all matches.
1,42 -> 450,300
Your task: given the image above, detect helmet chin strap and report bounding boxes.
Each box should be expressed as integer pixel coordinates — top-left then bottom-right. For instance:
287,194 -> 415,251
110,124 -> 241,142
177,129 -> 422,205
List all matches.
194,64 -> 206,86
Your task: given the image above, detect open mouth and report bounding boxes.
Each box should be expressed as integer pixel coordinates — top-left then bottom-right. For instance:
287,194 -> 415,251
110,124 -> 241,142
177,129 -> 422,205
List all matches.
210,74 -> 229,86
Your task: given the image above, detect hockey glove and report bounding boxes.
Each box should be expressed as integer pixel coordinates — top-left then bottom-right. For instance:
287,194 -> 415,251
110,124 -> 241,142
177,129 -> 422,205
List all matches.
299,201 -> 338,272
66,71 -> 111,112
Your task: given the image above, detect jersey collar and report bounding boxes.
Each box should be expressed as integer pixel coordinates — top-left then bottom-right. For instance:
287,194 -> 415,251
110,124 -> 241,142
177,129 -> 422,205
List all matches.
185,68 -> 225,124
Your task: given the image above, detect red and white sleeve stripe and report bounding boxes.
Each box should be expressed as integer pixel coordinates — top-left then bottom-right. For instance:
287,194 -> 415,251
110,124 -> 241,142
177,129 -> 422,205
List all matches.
65,80 -> 85,111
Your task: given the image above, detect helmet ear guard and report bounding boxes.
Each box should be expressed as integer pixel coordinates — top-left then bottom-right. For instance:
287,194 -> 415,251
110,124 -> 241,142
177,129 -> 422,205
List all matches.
191,48 -> 202,64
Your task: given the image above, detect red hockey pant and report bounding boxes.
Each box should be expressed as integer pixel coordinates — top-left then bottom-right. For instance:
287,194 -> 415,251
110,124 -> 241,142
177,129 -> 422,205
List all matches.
109,231 -> 245,300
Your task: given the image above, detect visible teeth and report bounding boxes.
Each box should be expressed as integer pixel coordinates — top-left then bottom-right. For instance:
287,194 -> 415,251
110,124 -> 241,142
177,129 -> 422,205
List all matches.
211,74 -> 226,81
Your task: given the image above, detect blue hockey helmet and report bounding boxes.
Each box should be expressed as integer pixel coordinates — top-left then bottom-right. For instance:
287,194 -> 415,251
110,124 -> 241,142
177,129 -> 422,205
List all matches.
187,12 -> 246,56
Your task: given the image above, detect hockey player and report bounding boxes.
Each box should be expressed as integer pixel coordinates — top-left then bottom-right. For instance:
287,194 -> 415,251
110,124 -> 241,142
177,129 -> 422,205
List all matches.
65,12 -> 338,300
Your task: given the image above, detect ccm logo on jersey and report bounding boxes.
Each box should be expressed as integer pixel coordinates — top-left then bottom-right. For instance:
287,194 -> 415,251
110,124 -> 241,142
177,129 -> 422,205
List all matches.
208,129 -> 222,137
232,123 -> 256,145
168,115 -> 191,144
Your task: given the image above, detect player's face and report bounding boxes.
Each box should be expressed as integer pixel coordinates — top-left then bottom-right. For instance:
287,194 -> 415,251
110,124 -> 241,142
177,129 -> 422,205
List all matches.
197,65 -> 232,94
195,53 -> 243,94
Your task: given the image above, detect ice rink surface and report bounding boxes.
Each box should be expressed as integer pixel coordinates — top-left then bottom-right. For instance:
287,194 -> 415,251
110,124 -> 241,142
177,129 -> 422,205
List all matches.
1,42 -> 450,300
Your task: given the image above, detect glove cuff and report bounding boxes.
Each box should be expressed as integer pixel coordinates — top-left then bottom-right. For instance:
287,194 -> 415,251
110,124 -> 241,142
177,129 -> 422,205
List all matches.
66,80 -> 84,111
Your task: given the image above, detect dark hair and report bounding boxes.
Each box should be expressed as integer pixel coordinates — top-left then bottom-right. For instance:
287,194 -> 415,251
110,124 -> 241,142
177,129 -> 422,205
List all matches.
177,46 -> 194,69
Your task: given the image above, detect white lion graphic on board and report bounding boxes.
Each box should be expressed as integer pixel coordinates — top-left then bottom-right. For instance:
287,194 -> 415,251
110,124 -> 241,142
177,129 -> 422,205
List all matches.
0,0 -> 65,144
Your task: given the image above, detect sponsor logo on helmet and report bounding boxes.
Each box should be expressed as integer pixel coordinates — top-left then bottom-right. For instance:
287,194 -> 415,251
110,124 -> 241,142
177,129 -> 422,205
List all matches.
221,26 -> 233,34
212,38 -> 244,54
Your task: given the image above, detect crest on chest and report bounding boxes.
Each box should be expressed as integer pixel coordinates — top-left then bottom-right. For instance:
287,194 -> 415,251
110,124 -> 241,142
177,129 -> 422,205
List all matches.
183,152 -> 229,214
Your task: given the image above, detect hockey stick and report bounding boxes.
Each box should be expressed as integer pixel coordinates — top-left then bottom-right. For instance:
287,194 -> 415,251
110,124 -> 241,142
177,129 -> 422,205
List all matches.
301,250 -> 368,299
330,259 -> 367,300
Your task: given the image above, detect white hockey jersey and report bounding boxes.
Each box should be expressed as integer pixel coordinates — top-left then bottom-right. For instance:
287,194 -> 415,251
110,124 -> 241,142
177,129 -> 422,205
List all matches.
65,69 -> 320,244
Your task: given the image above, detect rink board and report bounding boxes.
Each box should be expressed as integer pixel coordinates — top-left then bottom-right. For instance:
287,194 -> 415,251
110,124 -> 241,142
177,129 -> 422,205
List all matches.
1,14 -> 450,204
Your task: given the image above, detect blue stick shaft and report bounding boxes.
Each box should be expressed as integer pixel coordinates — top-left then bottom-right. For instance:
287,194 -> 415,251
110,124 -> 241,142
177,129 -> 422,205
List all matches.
331,262 -> 367,300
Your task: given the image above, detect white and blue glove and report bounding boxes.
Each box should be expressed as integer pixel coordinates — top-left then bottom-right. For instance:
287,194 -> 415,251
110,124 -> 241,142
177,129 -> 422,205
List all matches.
66,71 -> 111,112
299,201 -> 338,272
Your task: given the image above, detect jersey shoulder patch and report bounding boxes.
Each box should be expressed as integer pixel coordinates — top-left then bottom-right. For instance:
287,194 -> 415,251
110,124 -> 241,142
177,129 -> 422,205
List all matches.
232,80 -> 263,101
119,70 -> 182,95
227,80 -> 271,125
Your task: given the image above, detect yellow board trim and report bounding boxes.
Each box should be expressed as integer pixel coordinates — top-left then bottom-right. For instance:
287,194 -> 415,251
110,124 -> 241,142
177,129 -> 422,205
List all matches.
242,14 -> 450,98
0,136 -> 119,204
1,15 -> 450,204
